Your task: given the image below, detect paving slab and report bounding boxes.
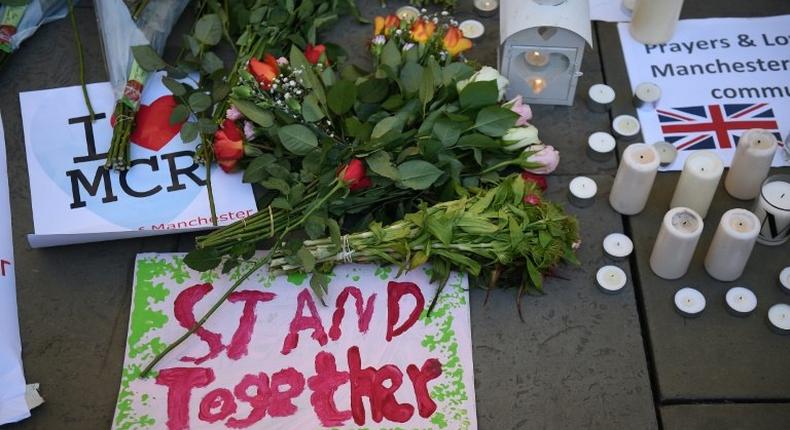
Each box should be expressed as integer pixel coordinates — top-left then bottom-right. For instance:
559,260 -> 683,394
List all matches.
661,403 -> 790,430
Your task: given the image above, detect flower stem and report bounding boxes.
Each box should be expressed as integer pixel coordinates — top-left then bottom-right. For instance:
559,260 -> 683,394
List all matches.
67,0 -> 95,122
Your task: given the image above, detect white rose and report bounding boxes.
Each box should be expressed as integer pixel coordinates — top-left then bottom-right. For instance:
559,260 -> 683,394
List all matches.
502,125 -> 540,151
456,66 -> 510,101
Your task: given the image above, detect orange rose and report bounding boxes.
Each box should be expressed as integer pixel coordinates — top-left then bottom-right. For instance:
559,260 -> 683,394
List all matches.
213,119 -> 244,173
374,14 -> 400,36
443,26 -> 472,57
410,18 -> 436,44
248,54 -> 279,90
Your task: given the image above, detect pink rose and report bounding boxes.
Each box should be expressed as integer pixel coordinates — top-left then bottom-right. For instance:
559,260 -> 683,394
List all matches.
243,121 -> 256,140
505,95 -> 532,126
525,145 -> 560,175
276,56 -> 289,66
226,105 -> 243,121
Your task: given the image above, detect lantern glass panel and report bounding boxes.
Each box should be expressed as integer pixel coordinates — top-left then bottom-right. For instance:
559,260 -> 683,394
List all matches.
505,45 -> 577,103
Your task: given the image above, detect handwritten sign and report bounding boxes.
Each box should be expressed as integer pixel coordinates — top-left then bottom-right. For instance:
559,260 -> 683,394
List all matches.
113,253 -> 477,430
0,113 -> 31,425
618,15 -> 790,171
19,73 -> 257,247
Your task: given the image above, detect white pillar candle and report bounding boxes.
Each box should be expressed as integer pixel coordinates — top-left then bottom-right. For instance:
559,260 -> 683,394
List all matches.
568,176 -> 597,208
587,84 -> 616,112
767,303 -> 790,335
752,175 -> 790,246
725,287 -> 757,317
596,265 -> 627,294
779,267 -> 790,295
587,132 -> 616,161
395,6 -> 420,21
633,82 -> 661,110
670,151 -> 723,219
649,207 -> 703,280
610,143 -> 660,215
724,129 -> 778,200
603,233 -> 633,261
473,0 -> 498,17
459,20 -> 485,40
630,0 -> 684,44
612,115 -> 641,141
653,141 -> 678,167
674,287 -> 705,318
704,209 -> 760,281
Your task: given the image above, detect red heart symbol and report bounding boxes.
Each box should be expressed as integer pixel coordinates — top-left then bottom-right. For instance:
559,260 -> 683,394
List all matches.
128,95 -> 184,151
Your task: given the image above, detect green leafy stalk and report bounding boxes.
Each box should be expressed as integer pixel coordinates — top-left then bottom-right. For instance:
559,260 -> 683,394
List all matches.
67,0 -> 95,121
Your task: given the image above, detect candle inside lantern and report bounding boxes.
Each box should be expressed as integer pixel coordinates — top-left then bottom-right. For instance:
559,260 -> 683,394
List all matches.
725,287 -> 757,317
587,132 -> 616,161
650,207 -> 703,280
752,175 -> 790,246
395,6 -> 420,22
724,129 -> 778,200
767,303 -> 790,334
525,50 -> 550,67
603,233 -> 633,261
633,82 -> 661,110
612,114 -> 641,141
779,267 -> 790,295
674,287 -> 706,318
596,265 -> 627,294
670,151 -> 723,219
653,141 -> 678,167
568,176 -> 597,208
459,20 -> 485,39
587,84 -> 616,112
527,77 -> 547,94
610,143 -> 659,215
474,0 -> 499,17
704,209 -> 760,282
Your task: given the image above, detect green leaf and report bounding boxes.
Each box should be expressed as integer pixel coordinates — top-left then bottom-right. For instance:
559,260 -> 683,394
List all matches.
290,46 -> 326,105
381,40 -> 402,70
357,79 -> 389,104
366,151 -> 400,180
459,80 -> 499,110
198,118 -> 218,134
194,14 -> 223,46
297,247 -> 316,272
243,156 -> 271,183
261,178 -> 290,194
419,65 -> 435,108
302,93 -> 325,122
432,117 -> 464,147
188,92 -> 212,113
180,122 -> 199,142
473,106 -> 519,137
456,133 -> 499,150
327,80 -> 357,115
442,62 -> 474,85
397,160 -> 443,190
231,98 -> 273,128
183,248 -> 221,271
278,124 -> 318,155
399,62 -> 422,94
201,52 -> 224,74
162,77 -> 187,96
170,104 -> 190,125
131,45 -> 166,71
371,116 -> 404,140
271,197 -> 292,210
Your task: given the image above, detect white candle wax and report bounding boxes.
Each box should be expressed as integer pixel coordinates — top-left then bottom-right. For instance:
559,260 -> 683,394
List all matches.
610,143 -> 660,215
587,84 -> 615,112
704,209 -> 760,281
630,0 -> 684,44
674,287 -> 706,318
670,151 -> 724,219
568,176 -> 597,208
724,129 -> 778,200
633,82 -> 661,110
612,114 -> 641,141
395,6 -> 420,22
752,175 -> 790,246
653,141 -> 678,166
474,0 -> 498,17
767,303 -> 790,334
596,265 -> 627,294
725,287 -> 757,317
603,233 -> 633,261
459,20 -> 485,40
779,267 -> 790,295
587,132 -> 616,161
650,207 -> 703,280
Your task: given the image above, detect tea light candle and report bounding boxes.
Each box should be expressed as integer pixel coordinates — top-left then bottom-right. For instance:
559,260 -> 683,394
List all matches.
587,84 -> 616,112
612,114 -> 641,141
568,176 -> 597,208
767,303 -> 790,334
395,6 -> 420,22
587,132 -> 616,161
459,20 -> 485,40
752,175 -> 790,246
704,209 -> 760,281
724,287 -> 757,317
633,82 -> 661,110
473,0 -> 498,17
724,129 -> 778,200
609,143 -> 660,215
779,267 -> 790,295
596,265 -> 627,294
603,233 -> 633,261
653,141 -> 678,167
650,207 -> 704,280
670,151 -> 724,219
674,287 -> 706,318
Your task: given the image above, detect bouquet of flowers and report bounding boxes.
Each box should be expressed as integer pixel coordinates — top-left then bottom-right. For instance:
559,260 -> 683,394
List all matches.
0,0 -> 70,69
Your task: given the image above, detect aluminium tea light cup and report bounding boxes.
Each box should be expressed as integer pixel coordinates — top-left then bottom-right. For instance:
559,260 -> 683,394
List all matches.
603,233 -> 633,261
587,132 -> 616,161
395,6 -> 420,21
587,84 -> 616,112
767,303 -> 790,335
459,20 -> 485,40
473,0 -> 498,17
568,176 -> 597,208
633,82 -> 662,110
612,114 -> 641,141
780,267 -> 790,295
674,287 -> 706,318
596,265 -> 627,294
653,142 -> 678,167
725,287 -> 757,317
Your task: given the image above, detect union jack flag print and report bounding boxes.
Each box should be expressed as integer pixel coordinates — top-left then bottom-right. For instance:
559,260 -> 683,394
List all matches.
658,103 -> 781,151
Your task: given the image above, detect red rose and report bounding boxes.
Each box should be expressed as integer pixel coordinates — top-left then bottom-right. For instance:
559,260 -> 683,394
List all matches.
304,44 -> 327,65
339,158 -> 371,191
214,119 -> 244,173
521,171 -> 547,191
248,54 -> 279,90
523,194 -> 542,206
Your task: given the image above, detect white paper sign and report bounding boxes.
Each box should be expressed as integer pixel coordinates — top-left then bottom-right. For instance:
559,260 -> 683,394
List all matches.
19,73 -> 257,247
0,113 -> 30,425
113,254 -> 477,430
618,15 -> 790,171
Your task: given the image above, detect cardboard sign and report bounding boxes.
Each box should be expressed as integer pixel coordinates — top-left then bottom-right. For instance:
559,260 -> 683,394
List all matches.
19,73 -> 257,247
618,15 -> 790,171
0,113 -> 30,425
113,253 -> 478,430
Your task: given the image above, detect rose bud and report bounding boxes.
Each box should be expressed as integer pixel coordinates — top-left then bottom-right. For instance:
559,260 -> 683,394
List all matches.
521,171 -> 548,191
525,145 -> 560,175
443,26 -> 472,57
248,53 -> 279,90
213,119 -> 244,173
339,158 -> 372,191
523,194 -> 542,206
305,44 -> 327,65
410,18 -> 436,44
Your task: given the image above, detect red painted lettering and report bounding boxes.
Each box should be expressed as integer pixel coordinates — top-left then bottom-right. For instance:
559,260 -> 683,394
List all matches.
226,290 -> 275,360
174,283 -> 224,364
407,358 -> 443,417
329,286 -> 376,341
386,281 -> 425,341
226,373 -> 270,429
308,351 -> 352,426
268,368 -> 306,417
198,388 -> 236,423
281,289 -> 328,355
348,346 -> 414,425
0,259 -> 10,277
155,367 -> 214,430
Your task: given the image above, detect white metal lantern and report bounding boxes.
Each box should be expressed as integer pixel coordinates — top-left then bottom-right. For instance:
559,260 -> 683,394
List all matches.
499,0 -> 592,105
